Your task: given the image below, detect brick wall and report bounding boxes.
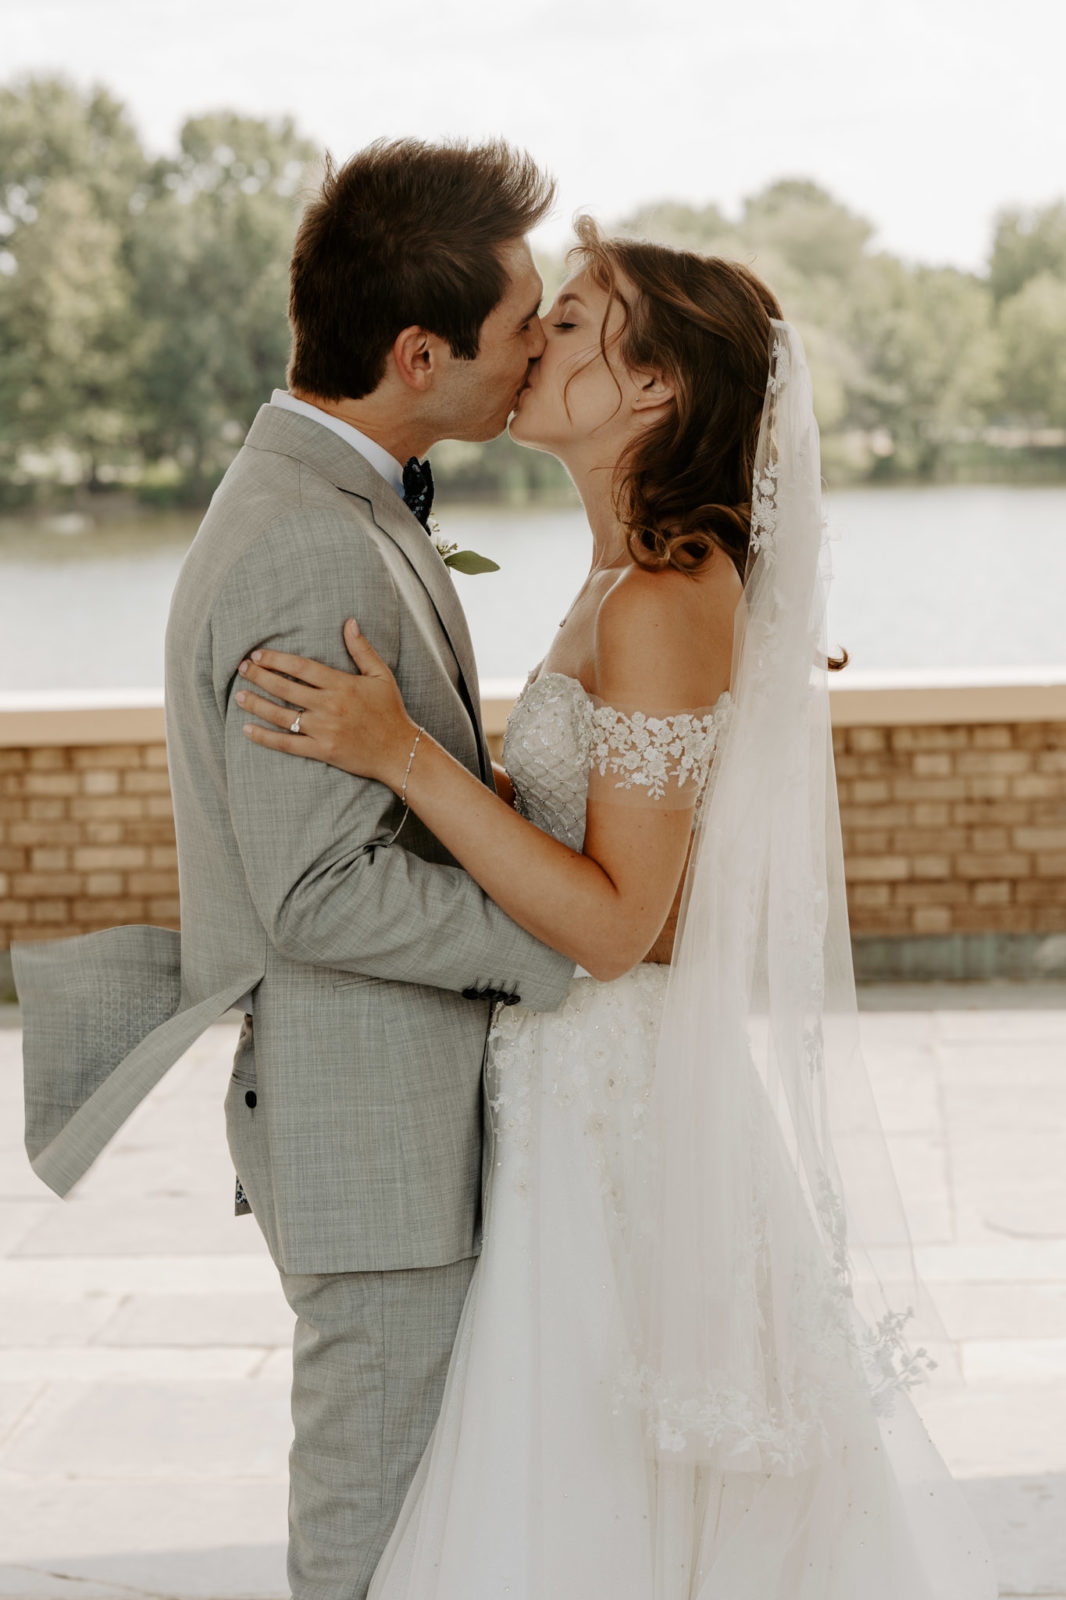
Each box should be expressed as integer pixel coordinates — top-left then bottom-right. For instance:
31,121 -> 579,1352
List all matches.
0,743 -> 178,945
2,709 -> 1065,954
834,719 -> 1066,938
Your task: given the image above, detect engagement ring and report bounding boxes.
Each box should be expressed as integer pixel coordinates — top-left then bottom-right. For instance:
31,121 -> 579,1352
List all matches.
289,713 -> 302,735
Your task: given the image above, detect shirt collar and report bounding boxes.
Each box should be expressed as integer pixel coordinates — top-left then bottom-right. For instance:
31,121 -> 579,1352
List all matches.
269,390 -> 405,498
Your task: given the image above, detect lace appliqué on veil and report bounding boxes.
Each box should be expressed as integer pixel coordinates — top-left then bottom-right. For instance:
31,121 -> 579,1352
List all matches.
748,332 -> 789,564
750,458 -> 780,563
616,1227 -> 935,1471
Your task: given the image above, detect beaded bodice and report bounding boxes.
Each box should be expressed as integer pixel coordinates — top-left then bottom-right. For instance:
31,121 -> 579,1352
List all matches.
502,671 -> 732,852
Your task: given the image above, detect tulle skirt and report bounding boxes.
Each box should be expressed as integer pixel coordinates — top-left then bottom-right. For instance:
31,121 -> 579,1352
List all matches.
369,967 -> 995,1600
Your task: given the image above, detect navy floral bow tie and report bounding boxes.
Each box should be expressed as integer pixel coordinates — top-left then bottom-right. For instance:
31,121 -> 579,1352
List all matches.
402,456 -> 435,532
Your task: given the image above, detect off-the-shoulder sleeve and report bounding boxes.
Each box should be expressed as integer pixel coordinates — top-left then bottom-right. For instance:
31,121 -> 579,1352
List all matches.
586,694 -> 733,810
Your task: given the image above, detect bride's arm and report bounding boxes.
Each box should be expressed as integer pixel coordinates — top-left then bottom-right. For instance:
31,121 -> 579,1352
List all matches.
237,577 -> 730,981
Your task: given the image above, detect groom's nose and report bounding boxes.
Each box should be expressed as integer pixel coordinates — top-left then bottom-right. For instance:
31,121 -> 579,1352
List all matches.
526,317 -> 547,360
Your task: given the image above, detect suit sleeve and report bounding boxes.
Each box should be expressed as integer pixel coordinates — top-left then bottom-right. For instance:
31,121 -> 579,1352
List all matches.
213,510 -> 573,1012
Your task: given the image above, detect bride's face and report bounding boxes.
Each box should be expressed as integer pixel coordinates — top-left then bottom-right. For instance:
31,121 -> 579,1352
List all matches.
509,270 -> 656,459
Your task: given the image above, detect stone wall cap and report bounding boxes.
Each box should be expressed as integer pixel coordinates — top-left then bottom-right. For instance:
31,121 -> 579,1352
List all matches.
2,669 -> 1066,745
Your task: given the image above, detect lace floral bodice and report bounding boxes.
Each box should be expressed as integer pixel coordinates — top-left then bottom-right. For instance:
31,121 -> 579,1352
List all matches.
502,671 -> 732,851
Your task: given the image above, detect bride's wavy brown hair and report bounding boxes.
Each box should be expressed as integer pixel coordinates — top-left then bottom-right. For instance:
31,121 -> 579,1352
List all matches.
570,217 -> 849,670
571,215 -> 780,582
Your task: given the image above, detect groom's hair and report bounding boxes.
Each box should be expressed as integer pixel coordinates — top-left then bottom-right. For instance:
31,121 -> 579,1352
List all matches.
287,139 -> 555,400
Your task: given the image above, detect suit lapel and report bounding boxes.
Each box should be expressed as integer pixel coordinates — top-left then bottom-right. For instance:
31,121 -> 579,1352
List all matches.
244,406 -> 493,782
358,487 -> 492,780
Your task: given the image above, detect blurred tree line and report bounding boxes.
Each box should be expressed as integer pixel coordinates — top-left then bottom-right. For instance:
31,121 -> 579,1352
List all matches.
2,76 -> 1065,510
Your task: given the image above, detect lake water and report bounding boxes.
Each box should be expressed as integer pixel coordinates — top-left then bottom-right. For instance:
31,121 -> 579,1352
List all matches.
0,484 -> 1064,693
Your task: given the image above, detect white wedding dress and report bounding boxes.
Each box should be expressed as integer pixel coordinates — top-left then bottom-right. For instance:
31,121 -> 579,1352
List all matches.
368,670 -> 996,1600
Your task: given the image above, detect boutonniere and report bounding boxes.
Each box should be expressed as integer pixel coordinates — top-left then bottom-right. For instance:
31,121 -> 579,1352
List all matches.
431,519 -> 500,576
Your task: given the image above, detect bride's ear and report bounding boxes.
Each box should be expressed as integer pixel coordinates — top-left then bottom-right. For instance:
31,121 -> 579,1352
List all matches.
630,370 -> 675,413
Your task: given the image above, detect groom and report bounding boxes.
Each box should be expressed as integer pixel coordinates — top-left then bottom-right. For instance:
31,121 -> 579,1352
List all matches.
16,139 -> 573,1598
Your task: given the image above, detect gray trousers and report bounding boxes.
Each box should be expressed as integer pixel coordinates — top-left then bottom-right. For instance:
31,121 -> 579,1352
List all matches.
278,1258 -> 475,1600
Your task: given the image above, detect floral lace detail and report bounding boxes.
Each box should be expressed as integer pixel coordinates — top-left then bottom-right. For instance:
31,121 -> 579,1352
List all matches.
750,458 -> 780,562
503,671 -> 731,844
589,701 -> 730,803
616,1186 -> 933,1470
748,333 -> 790,563
768,331 -> 790,393
487,964 -> 663,1203
860,1307 -> 937,1408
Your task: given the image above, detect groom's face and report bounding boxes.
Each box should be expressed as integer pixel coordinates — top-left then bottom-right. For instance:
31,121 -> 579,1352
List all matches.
434,238 -> 546,442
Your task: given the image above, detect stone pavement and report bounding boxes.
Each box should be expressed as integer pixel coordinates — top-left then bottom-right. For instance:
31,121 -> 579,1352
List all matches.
0,986 -> 1064,1600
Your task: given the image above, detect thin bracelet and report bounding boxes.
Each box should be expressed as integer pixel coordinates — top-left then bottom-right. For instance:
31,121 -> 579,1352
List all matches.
399,726 -> 423,809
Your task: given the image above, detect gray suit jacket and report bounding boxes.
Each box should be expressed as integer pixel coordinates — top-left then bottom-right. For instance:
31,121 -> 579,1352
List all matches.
15,405 -> 573,1272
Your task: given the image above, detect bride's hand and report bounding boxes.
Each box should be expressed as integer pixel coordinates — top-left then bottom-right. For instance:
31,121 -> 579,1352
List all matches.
236,620 -> 417,790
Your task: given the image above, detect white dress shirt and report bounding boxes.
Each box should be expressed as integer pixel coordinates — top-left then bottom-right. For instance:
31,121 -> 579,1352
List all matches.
269,389 -> 405,498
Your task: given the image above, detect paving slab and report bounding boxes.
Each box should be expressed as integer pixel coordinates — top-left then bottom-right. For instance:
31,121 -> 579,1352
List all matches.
95,1292 -> 293,1349
0,1202 -> 59,1257
961,1474 -> 1066,1598
11,1199 -> 268,1259
915,1240 -> 1066,1283
0,1484 -> 287,1598
964,1339 -> 1066,1382
0,1347 -> 269,1382
878,1130 -> 954,1243
0,1382 -> 44,1447
2,1379 -> 291,1481
859,1040 -> 942,1133
0,1256 -> 277,1299
0,1294 -> 122,1348
928,1282 -> 1066,1342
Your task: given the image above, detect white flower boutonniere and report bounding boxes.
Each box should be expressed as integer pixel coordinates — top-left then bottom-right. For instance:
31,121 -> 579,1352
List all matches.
431,519 -> 500,576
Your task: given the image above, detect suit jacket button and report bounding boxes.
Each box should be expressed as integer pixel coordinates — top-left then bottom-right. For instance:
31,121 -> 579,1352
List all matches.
503,993 -> 520,1007
244,1090 -> 257,1109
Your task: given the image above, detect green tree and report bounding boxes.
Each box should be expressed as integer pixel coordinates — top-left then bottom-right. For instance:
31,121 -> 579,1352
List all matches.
741,179 -> 873,288
997,272 -> 1066,428
0,78 -> 147,490
0,75 -> 146,238
989,202 -> 1066,303
843,258 -> 1000,475
0,178 -> 139,485
129,112 -> 319,491
617,198 -> 737,255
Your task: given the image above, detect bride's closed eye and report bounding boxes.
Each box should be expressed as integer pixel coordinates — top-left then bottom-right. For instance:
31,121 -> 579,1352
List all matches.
552,321 -> 576,331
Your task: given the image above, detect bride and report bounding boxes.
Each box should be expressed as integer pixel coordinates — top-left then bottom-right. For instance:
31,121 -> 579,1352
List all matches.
235,219 -> 996,1597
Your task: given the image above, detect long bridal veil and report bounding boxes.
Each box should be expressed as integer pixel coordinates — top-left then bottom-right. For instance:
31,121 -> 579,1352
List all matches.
619,322 -> 996,1597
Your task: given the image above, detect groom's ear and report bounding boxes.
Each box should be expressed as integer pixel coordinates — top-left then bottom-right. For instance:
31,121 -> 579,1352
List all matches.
392,325 -> 444,392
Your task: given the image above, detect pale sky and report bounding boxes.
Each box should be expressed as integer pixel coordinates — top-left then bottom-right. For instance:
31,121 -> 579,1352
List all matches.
5,0 -> 1063,271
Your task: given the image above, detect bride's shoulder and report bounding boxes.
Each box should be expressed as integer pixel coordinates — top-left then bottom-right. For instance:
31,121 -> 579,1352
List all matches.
593,555 -> 740,705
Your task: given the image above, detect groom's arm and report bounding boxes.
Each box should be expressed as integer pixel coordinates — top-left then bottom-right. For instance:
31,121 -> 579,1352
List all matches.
212,511 -> 573,1011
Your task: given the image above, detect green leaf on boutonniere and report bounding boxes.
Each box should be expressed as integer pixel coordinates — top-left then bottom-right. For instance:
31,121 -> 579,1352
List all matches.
444,549 -> 501,575
433,536 -> 499,575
